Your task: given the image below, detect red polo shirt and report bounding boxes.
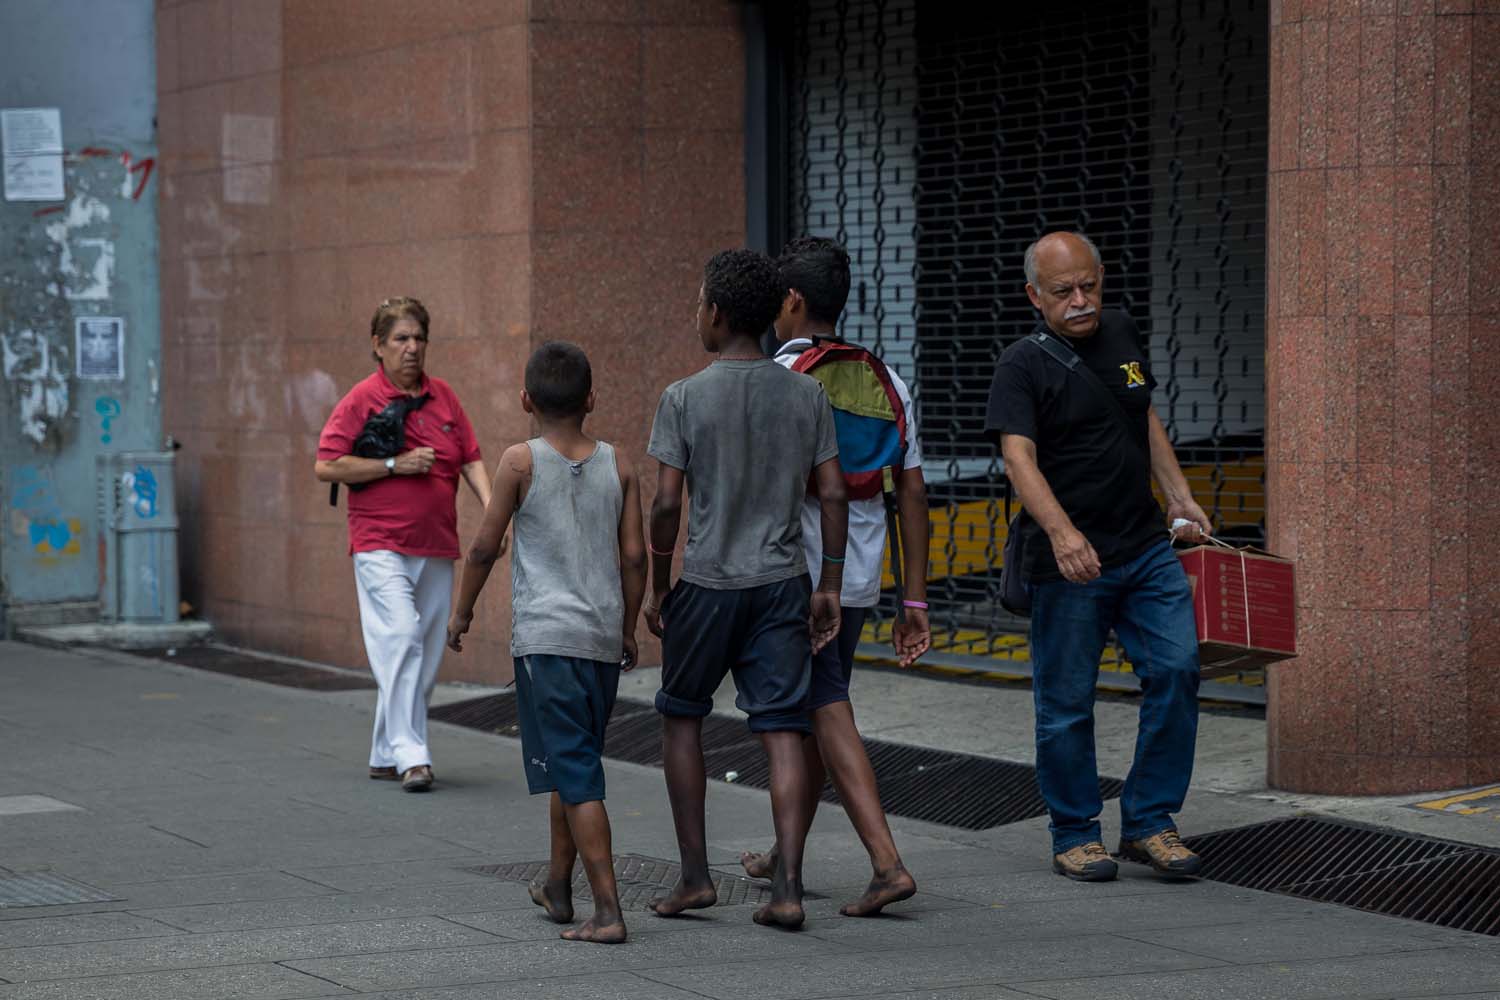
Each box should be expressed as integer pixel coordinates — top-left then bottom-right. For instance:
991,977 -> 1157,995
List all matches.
318,368 -> 482,559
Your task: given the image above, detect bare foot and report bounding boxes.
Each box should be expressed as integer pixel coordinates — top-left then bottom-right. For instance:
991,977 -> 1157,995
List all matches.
650,878 -> 717,917
840,865 -> 917,917
739,848 -> 776,880
560,913 -> 627,944
752,898 -> 805,930
528,877 -> 573,924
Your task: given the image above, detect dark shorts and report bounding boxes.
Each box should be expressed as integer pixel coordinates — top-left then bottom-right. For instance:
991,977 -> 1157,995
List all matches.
656,575 -> 813,734
806,606 -> 868,712
513,654 -> 619,805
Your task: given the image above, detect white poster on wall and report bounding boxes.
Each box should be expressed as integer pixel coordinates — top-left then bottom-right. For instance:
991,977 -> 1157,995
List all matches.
2,108 -> 64,201
76,316 -> 124,380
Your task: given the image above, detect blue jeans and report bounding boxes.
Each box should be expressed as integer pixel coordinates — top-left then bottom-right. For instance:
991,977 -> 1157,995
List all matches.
1028,540 -> 1199,853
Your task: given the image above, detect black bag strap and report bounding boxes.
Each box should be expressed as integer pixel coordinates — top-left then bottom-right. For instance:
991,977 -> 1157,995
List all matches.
1027,331 -> 1149,460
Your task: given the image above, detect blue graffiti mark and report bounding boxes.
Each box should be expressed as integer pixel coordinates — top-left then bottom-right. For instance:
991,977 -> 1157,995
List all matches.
29,520 -> 73,549
12,465 -> 60,522
129,464 -> 158,519
9,464 -> 80,557
95,396 -> 121,443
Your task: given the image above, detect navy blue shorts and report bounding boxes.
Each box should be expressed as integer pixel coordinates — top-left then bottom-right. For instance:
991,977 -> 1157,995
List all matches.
806,606 -> 868,712
656,575 -> 813,734
513,654 -> 619,805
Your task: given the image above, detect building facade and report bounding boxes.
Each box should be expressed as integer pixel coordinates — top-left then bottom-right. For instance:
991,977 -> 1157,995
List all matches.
69,0 -> 1496,795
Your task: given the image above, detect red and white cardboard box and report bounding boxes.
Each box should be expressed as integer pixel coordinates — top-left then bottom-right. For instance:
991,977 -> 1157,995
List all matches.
1177,544 -> 1297,675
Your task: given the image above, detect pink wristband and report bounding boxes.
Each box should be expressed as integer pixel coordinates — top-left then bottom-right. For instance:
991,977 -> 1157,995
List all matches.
902,600 -> 928,610
648,541 -> 674,556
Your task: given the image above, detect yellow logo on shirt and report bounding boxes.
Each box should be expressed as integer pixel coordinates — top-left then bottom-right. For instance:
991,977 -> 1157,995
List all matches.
1119,361 -> 1147,388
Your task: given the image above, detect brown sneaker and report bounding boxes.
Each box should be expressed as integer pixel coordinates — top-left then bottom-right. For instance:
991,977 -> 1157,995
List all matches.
369,766 -> 399,781
1052,841 -> 1118,882
401,765 -> 434,792
1117,829 -> 1202,877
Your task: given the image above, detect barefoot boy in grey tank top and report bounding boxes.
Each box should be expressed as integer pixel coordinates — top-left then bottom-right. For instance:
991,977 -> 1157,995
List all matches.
447,342 -> 647,945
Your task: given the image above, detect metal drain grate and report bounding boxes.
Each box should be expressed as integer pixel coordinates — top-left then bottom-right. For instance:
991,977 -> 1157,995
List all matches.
1186,817 -> 1500,936
464,853 -> 820,911
429,693 -> 1123,831
0,872 -> 121,908
141,647 -> 376,691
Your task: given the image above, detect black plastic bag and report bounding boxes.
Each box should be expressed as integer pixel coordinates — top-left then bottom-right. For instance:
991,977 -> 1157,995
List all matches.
329,393 -> 432,505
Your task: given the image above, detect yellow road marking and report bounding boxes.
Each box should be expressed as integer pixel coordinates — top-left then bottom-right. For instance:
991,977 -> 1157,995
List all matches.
1411,785 -> 1500,816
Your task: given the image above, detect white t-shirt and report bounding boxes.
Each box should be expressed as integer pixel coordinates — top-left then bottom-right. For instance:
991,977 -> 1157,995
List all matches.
775,339 -> 923,608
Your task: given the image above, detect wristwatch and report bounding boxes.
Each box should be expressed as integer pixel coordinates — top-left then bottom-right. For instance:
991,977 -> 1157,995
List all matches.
384,457 -> 396,475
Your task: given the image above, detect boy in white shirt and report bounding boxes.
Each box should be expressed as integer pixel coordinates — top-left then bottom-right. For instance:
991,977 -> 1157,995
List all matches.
742,236 -> 932,916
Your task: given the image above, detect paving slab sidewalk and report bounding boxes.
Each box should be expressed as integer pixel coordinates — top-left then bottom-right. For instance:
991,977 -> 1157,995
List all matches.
0,640 -> 1496,1000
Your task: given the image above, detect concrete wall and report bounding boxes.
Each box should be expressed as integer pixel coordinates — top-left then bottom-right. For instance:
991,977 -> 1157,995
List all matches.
0,0 -> 162,618
157,0 -> 744,684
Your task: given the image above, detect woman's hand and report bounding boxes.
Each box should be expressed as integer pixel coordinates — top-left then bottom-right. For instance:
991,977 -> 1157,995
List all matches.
446,610 -> 472,652
394,447 -> 436,475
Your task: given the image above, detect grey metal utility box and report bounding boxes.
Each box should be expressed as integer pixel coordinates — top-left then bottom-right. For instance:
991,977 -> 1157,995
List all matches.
96,452 -> 180,623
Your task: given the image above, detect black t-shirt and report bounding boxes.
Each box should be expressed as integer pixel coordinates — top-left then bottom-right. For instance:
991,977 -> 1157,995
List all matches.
984,309 -> 1164,581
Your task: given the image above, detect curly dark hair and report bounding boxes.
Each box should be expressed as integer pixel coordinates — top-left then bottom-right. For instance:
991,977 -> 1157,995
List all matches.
525,341 -> 592,418
777,236 -> 851,325
703,249 -> 785,336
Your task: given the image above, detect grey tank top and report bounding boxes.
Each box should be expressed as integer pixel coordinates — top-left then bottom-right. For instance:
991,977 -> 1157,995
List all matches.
509,438 -> 625,663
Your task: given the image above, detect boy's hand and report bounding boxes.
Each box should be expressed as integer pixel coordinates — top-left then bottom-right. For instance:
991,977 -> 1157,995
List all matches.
892,606 -> 931,668
809,591 -> 841,654
645,592 -> 667,638
446,611 -> 472,652
621,634 -> 638,671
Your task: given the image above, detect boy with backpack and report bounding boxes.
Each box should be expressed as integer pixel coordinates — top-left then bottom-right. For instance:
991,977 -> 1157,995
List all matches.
645,248 -> 849,930
446,341 -> 646,945
740,235 -> 931,916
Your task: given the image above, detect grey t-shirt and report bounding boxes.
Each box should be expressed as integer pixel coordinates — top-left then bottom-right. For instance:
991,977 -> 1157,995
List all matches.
648,359 -> 839,590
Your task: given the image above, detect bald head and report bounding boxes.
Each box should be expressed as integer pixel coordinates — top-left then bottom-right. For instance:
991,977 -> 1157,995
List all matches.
1023,232 -> 1102,287
1023,231 -> 1105,339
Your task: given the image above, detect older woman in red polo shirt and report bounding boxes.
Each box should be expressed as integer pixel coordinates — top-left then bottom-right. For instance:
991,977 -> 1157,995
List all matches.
315,297 -> 491,792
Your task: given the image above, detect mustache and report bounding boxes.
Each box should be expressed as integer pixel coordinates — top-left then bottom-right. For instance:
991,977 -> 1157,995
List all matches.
1063,306 -> 1097,320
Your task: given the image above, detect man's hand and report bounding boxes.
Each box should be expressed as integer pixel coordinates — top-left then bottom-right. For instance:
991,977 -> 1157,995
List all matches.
621,633 -> 638,671
810,591 -> 841,654
645,591 -> 668,638
892,606 -> 931,668
1049,524 -> 1101,583
1166,498 -> 1213,543
446,611 -> 472,652
394,447 -> 436,475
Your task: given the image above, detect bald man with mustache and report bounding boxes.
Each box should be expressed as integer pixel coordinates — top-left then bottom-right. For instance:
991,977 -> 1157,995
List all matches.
986,231 -> 1211,883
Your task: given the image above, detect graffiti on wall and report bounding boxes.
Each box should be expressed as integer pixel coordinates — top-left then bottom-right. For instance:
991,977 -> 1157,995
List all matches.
7,463 -> 81,561
1,329 -> 70,446
95,396 -> 121,443
2,146 -> 153,449
123,463 -> 157,519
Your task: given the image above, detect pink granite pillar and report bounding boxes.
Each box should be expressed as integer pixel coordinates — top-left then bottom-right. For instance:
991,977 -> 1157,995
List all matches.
1265,1 -> 1500,794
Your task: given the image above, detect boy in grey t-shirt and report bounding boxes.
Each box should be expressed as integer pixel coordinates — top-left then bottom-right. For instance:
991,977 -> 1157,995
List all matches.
644,249 -> 849,930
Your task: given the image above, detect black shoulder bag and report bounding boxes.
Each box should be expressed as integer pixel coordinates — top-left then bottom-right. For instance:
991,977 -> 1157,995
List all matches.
998,331 -> 1149,616
328,392 -> 433,506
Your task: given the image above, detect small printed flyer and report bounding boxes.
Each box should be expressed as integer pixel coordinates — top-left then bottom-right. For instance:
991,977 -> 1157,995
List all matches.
76,316 -> 125,380
2,107 -> 64,202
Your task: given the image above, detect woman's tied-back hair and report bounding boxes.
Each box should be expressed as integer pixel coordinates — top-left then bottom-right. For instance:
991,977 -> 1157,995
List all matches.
703,249 -> 785,335
370,296 -> 430,363
525,341 -> 593,418
776,236 -> 851,326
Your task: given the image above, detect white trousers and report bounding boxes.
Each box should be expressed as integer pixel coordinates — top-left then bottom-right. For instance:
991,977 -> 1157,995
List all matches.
353,550 -> 454,773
